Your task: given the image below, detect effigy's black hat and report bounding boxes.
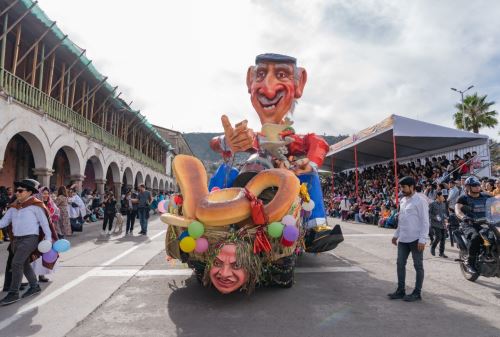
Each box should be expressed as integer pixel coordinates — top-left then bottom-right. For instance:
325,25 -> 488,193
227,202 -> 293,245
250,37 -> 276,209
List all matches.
255,53 -> 296,65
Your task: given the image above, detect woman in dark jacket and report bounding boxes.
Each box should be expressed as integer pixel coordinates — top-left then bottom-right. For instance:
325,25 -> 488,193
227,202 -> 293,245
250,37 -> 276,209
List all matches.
101,193 -> 117,235
122,191 -> 138,236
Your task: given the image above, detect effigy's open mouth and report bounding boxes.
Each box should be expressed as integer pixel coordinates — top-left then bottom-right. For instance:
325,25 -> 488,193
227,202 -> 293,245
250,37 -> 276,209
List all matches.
257,91 -> 284,111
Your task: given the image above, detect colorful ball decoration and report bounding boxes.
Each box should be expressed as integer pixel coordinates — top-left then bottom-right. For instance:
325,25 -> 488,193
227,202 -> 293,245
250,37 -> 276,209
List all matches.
53,239 -> 71,253
179,237 -> 196,253
302,200 -> 315,212
283,225 -> 299,242
42,249 -> 58,263
194,237 -> 209,253
281,237 -> 295,247
267,222 -> 284,238
157,200 -> 166,214
178,230 -> 189,241
188,221 -> 205,239
281,215 -> 296,227
38,240 -> 52,254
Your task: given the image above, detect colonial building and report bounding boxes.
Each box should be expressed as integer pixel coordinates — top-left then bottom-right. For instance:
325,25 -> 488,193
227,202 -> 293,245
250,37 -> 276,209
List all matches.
153,125 -> 193,180
0,0 -> 176,196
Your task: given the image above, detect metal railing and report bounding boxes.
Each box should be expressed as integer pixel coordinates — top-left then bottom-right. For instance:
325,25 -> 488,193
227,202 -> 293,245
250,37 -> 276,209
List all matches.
0,68 -> 165,173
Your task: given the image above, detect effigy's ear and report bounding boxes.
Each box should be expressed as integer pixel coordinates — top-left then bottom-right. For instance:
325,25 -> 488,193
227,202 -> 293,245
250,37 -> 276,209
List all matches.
294,67 -> 307,98
246,66 -> 255,94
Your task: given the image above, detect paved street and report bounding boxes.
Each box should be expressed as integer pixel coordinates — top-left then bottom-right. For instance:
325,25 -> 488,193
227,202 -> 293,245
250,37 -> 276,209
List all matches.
1,218 -> 499,337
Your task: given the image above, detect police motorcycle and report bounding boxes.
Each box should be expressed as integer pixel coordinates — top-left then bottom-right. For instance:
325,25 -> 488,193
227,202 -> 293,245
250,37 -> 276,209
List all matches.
453,197 -> 500,282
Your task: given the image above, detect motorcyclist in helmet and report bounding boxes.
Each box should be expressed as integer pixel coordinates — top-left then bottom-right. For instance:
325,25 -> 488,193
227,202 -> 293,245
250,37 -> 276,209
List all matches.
455,176 -> 493,274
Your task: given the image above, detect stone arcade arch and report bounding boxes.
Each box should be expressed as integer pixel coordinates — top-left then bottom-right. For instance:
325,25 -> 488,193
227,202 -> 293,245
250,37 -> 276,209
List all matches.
0,133 -> 41,187
159,179 -> 165,192
51,146 -> 82,189
153,177 -> 159,192
122,167 -> 133,191
135,171 -> 144,189
83,155 -> 104,193
105,162 -> 121,197
145,174 -> 152,190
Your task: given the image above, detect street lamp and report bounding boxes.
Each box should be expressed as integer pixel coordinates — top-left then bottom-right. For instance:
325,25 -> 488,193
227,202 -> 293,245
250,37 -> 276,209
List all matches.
451,85 -> 474,131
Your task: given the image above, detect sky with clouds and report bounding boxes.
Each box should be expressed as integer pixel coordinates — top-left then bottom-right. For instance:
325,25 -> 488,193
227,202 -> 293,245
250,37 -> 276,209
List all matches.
37,0 -> 499,139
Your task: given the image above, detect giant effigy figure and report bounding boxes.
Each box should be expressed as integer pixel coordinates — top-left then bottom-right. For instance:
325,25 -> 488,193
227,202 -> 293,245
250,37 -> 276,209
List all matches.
210,53 -> 330,230
161,54 -> 343,295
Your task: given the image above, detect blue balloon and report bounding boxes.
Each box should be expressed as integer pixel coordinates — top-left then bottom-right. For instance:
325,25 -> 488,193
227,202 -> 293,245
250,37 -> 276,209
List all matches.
178,230 -> 189,241
53,239 -> 71,253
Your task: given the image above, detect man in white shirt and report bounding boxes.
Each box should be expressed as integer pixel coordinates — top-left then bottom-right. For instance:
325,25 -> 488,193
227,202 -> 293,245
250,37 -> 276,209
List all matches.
0,179 -> 52,306
388,176 -> 429,302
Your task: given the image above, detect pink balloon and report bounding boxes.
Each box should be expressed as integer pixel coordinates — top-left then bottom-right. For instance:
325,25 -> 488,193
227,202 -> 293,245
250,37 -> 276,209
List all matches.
281,215 -> 296,227
194,237 -> 209,253
157,200 -> 166,213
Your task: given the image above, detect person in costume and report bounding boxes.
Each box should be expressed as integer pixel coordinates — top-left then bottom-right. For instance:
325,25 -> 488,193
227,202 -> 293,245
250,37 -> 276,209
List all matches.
209,53 -> 329,229
0,179 -> 58,306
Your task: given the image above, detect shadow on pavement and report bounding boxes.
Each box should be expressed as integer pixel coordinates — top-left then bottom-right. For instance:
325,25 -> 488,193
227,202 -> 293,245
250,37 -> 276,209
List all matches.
165,256 -> 500,337
64,249 -> 500,337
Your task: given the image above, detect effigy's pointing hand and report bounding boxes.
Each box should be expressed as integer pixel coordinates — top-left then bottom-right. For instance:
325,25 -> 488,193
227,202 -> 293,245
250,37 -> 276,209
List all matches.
290,158 -> 313,175
221,115 -> 255,153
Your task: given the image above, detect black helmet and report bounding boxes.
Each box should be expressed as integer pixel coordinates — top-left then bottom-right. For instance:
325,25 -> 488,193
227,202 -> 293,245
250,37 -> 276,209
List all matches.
399,176 -> 416,187
464,176 -> 480,187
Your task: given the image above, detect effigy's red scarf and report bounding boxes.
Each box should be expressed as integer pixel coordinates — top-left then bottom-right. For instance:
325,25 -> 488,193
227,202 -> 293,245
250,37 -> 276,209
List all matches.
7,197 -> 59,268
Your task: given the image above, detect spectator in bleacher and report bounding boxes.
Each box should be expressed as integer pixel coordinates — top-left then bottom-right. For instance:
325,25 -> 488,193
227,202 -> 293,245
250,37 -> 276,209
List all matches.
493,179 -> 500,197
340,197 -> 351,221
485,179 -> 496,196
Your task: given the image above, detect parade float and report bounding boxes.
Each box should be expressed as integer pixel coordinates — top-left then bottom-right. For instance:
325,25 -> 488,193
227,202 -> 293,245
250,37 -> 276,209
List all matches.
161,54 -> 343,294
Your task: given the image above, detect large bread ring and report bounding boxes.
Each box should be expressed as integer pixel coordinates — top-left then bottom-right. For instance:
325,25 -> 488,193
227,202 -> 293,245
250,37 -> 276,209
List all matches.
172,154 -> 208,219
245,169 -> 300,223
169,155 -> 300,227
196,188 -> 250,226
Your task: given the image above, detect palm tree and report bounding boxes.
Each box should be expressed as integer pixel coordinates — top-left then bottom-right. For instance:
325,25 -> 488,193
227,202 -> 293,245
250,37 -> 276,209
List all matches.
454,93 -> 498,133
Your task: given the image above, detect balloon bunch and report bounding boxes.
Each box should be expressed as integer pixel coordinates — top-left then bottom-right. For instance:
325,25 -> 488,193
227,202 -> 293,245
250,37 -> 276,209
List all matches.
267,214 -> 299,247
179,221 -> 209,254
157,200 -> 167,214
37,239 -> 71,263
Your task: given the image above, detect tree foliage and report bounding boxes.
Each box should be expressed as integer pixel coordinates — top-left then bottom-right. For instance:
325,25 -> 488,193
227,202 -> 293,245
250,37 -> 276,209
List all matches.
453,93 -> 498,133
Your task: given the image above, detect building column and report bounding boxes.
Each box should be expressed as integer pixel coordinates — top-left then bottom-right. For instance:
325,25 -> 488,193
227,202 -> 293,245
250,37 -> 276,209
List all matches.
113,182 -> 122,200
70,174 -> 85,193
95,179 -> 106,196
32,168 -> 54,188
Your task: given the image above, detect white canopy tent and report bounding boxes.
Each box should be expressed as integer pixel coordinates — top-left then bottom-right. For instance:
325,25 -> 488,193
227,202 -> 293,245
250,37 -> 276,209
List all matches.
323,114 -> 489,204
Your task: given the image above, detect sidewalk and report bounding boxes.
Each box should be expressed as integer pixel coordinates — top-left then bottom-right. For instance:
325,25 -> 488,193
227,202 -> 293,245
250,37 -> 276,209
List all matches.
0,214 -> 168,337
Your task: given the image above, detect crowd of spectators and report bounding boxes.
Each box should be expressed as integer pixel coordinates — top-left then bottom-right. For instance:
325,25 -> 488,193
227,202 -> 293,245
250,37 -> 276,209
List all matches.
321,151 -> 498,228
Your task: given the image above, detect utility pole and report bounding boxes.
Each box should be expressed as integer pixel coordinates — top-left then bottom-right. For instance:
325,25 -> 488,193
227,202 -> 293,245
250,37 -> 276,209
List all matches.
451,85 -> 474,131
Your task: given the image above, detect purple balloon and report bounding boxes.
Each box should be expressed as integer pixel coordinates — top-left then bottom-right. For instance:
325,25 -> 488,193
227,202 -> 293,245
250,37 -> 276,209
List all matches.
42,249 -> 58,263
283,225 -> 299,242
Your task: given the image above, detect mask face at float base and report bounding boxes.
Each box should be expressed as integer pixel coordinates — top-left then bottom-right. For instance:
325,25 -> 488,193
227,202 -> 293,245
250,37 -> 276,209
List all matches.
209,244 -> 248,294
